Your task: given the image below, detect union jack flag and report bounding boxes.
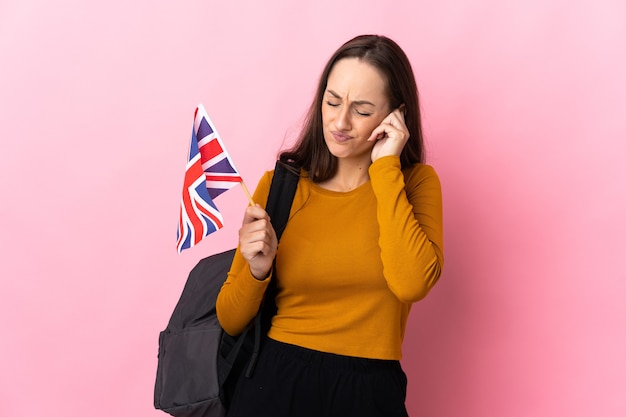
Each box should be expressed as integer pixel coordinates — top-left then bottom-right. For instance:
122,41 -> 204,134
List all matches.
176,104 -> 243,253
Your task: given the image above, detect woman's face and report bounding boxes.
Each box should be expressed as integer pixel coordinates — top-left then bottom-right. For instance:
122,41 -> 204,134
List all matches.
321,58 -> 391,164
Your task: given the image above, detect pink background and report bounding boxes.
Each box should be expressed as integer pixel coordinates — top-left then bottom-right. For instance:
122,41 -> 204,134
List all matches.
1,1 -> 625,416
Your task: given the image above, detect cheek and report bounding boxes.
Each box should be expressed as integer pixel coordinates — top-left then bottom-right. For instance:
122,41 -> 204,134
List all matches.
321,109 -> 329,125
321,105 -> 338,126
361,118 -> 384,137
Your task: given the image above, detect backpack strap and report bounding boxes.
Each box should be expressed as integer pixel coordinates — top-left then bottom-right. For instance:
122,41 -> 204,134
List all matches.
244,157 -> 300,377
265,158 -> 300,240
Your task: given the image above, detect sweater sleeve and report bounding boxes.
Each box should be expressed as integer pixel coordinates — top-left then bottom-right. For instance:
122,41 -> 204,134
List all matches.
216,170 -> 274,336
368,156 -> 444,303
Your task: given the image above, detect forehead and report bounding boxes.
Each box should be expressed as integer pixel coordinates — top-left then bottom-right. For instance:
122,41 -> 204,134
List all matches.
326,58 -> 388,101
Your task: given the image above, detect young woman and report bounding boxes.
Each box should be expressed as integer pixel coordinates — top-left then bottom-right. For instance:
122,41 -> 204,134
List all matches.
216,34 -> 444,417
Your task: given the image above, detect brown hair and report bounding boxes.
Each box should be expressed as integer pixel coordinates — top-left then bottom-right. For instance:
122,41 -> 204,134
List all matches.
280,34 -> 425,182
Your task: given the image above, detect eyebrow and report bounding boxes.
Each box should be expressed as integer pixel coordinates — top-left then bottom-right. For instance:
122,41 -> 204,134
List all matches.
326,89 -> 376,107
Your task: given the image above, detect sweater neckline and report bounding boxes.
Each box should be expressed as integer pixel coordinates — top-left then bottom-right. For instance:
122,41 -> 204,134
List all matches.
307,178 -> 371,197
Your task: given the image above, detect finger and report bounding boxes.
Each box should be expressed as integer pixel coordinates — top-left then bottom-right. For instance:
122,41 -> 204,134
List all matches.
240,226 -> 277,260
368,121 -> 400,142
368,124 -> 389,142
368,107 -> 409,142
240,219 -> 272,242
240,232 -> 272,258
244,239 -> 272,257
240,215 -> 277,243
386,109 -> 407,127
383,112 -> 409,139
242,205 -> 270,225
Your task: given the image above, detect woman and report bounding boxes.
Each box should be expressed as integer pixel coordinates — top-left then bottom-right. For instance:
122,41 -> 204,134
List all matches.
216,34 -> 444,417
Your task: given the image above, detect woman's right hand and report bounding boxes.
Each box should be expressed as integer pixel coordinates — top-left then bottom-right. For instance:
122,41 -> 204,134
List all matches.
238,204 -> 278,280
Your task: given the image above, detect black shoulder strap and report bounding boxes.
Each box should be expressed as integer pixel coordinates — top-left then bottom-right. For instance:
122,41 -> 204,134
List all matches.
265,158 -> 300,239
244,157 -> 299,378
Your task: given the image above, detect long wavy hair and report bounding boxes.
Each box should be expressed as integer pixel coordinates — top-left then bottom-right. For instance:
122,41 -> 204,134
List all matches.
280,34 -> 425,182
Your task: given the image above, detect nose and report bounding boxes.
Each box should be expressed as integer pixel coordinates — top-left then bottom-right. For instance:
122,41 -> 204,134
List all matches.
335,105 -> 351,131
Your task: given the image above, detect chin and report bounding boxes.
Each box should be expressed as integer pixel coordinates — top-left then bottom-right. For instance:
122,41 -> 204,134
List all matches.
324,141 -> 349,158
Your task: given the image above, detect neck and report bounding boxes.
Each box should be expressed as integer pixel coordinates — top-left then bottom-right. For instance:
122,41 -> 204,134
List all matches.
319,160 -> 371,192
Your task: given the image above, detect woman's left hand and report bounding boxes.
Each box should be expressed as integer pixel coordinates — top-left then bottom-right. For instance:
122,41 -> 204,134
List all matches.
368,108 -> 410,162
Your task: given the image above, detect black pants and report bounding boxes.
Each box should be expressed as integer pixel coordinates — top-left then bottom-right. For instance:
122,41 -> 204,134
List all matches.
227,338 -> 409,417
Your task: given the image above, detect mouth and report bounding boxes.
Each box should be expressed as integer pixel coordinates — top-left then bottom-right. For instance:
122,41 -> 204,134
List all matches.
331,131 -> 352,143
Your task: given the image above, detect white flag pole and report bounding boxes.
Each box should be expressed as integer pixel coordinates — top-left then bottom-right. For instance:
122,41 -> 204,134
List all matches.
240,180 -> 255,206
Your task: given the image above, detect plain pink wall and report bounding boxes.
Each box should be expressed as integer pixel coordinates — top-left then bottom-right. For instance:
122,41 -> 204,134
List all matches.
1,1 -> 625,416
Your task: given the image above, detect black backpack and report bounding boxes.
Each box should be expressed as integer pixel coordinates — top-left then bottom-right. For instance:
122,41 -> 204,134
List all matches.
154,159 -> 299,417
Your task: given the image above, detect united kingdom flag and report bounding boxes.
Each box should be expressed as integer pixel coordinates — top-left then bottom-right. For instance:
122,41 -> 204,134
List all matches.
176,104 -> 243,253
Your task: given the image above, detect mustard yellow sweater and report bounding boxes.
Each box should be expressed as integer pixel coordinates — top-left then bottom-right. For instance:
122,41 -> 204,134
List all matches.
216,156 -> 444,360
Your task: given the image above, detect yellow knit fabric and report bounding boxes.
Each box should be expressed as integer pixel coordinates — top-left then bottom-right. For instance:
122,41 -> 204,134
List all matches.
216,156 -> 443,360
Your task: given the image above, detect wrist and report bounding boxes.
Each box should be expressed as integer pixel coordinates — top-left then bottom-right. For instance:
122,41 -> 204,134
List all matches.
250,266 -> 271,281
